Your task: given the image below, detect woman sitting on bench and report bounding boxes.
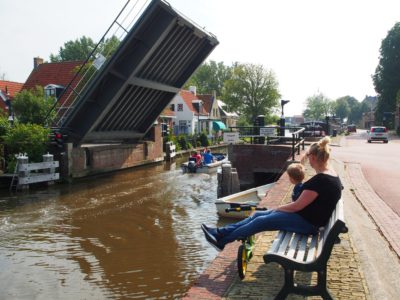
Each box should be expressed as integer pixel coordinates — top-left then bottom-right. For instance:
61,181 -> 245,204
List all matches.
202,136 -> 343,251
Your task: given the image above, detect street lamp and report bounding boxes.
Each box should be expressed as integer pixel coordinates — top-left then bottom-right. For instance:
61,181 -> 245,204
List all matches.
280,100 -> 290,137
280,100 -> 290,117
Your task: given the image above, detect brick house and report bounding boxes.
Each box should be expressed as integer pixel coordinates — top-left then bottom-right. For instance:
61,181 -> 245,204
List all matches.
0,80 -> 24,113
23,57 -> 84,103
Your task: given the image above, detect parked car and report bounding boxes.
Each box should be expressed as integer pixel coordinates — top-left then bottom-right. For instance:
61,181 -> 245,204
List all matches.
367,126 -> 388,143
347,124 -> 357,133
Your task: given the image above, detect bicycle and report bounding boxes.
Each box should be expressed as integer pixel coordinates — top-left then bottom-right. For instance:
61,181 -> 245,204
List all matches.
225,204 -> 267,280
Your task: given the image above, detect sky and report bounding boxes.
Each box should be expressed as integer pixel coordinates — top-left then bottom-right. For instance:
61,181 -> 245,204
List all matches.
1,0 -> 400,116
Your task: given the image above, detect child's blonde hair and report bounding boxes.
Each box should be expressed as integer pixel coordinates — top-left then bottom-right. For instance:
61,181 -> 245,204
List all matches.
287,163 -> 305,183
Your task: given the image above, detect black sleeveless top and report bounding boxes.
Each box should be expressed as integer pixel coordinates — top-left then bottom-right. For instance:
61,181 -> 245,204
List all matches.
297,173 -> 342,227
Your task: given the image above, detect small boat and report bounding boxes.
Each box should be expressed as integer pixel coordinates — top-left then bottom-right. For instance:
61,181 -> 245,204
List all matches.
181,153 -> 227,174
215,183 -> 275,219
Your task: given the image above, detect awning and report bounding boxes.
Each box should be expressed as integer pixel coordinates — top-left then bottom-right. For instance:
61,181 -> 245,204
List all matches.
213,121 -> 227,131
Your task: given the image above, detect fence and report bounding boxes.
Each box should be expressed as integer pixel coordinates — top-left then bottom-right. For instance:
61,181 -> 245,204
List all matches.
227,126 -> 305,161
11,154 -> 59,190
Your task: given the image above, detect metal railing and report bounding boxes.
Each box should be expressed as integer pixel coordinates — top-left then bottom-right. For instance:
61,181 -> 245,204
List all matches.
228,126 -> 305,161
46,0 -> 152,128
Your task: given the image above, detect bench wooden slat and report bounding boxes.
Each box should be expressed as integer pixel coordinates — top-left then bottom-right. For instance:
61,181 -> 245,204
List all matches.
277,232 -> 293,256
305,234 -> 319,262
269,231 -> 285,253
287,234 -> 301,258
296,235 -> 308,261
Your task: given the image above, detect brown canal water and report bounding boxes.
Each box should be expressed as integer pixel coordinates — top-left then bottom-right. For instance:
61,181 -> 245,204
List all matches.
0,159 -> 222,299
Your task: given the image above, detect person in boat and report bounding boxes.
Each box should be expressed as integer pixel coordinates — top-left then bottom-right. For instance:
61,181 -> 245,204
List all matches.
203,149 -> 215,165
286,163 -> 305,201
191,151 -> 203,167
201,136 -> 342,251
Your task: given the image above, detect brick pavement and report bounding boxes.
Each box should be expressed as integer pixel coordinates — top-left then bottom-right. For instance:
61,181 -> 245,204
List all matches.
184,143 -> 385,300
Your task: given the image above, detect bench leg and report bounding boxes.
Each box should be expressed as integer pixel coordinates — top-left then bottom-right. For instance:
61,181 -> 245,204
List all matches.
275,267 -> 335,300
275,269 -> 292,299
317,268 -> 334,300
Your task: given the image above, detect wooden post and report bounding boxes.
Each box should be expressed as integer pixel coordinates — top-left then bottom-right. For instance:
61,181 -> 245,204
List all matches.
43,153 -> 55,185
17,154 -> 29,190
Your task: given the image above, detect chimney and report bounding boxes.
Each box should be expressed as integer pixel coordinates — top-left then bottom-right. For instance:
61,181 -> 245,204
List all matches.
33,57 -> 44,69
189,86 -> 197,95
212,90 -> 217,99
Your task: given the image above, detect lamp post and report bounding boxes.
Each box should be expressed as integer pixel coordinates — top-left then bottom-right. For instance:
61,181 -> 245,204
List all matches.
280,100 -> 290,137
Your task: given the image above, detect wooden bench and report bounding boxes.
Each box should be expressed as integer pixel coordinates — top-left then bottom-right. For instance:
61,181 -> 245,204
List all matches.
263,199 -> 348,300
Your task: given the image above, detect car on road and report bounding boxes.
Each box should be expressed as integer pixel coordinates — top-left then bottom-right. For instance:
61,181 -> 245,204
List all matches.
347,124 -> 357,133
367,126 -> 388,143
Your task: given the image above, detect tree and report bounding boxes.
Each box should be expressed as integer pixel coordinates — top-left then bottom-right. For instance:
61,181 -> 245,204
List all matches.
334,98 -> 350,121
333,96 -> 362,123
222,63 -> 280,122
373,22 -> 400,125
184,60 -> 232,96
303,93 -> 333,120
50,36 -> 96,62
12,86 -> 56,125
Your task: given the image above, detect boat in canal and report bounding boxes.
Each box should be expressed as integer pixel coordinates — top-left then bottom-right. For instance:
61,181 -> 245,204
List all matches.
215,182 -> 275,219
181,153 -> 227,174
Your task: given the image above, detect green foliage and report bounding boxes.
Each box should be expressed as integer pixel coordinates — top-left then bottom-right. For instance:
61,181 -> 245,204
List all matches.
178,135 -> 190,150
236,114 -> 251,127
184,60 -> 232,96
265,114 -> 280,125
303,93 -> 334,121
334,98 -> 350,121
199,132 -> 210,147
223,63 -> 280,122
50,36 -> 96,62
12,86 -> 56,125
373,22 -> 400,124
4,123 -> 50,163
0,114 -> 10,141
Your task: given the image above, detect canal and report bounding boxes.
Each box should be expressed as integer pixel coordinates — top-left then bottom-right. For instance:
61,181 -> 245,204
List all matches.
0,158 -> 223,299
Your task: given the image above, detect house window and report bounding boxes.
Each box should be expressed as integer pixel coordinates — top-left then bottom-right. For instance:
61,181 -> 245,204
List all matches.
45,88 -> 56,98
177,104 -> 183,111
179,120 -> 188,134
170,104 -> 175,111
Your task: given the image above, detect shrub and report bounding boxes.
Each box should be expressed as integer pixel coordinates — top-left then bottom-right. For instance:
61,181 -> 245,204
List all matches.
4,123 -> 50,163
178,135 -> 189,150
199,132 -> 210,147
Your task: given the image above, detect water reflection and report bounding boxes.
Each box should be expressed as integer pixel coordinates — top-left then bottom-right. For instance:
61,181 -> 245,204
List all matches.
0,159 -> 220,299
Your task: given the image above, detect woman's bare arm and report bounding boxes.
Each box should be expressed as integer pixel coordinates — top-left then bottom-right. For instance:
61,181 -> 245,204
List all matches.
276,190 -> 318,213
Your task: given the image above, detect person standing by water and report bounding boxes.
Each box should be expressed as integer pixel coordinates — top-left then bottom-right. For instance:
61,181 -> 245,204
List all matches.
201,136 -> 342,251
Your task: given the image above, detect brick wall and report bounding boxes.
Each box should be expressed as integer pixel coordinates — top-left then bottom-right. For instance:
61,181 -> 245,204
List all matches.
67,125 -> 164,178
228,144 -> 293,187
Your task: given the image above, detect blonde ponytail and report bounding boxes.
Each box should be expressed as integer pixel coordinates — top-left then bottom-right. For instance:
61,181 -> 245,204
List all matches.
309,136 -> 331,164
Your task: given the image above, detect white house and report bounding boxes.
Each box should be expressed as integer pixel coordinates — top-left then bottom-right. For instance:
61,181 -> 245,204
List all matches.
169,87 -> 209,135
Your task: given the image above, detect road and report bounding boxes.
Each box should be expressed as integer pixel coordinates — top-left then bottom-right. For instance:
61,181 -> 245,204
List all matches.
332,130 -> 400,216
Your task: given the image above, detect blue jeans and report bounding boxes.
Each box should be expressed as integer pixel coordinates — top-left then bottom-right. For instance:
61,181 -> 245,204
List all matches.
218,210 -> 318,245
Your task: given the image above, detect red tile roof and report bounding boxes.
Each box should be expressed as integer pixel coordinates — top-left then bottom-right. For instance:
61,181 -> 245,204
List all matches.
0,80 -> 24,98
179,90 -> 207,115
22,60 -> 84,106
197,94 -> 214,114
22,60 -> 84,91
0,80 -> 24,112
160,106 -> 175,118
